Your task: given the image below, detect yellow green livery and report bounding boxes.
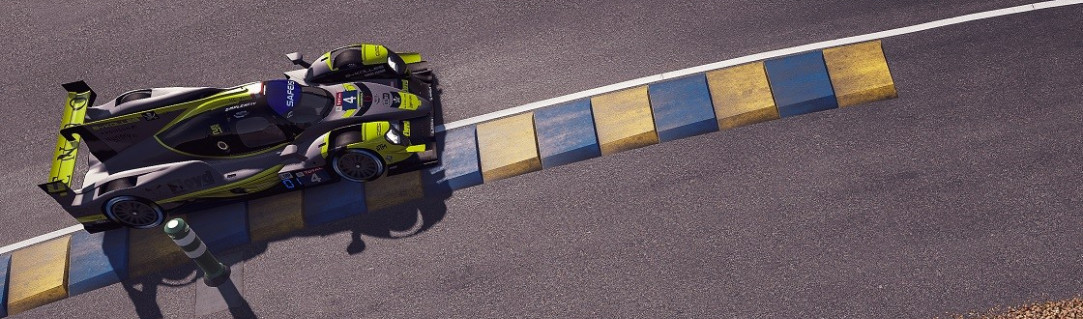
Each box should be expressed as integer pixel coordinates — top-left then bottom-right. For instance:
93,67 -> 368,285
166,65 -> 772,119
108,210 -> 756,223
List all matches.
41,43 -> 439,233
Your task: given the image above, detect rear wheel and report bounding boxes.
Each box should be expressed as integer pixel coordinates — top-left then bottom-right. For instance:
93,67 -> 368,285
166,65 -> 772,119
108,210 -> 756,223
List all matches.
333,149 -> 385,182
116,90 -> 151,104
104,196 -> 165,229
100,177 -> 135,194
409,62 -> 436,86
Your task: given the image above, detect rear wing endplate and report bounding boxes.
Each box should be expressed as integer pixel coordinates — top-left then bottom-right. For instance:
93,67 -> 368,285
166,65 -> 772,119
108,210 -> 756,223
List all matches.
39,81 -> 95,199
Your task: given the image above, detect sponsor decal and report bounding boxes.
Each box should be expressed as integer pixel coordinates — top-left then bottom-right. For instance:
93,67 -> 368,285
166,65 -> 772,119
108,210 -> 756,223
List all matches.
278,167 -> 332,190
397,94 -> 419,111
90,117 -> 140,131
285,80 -> 296,108
69,96 -> 88,110
372,92 -> 391,105
143,171 -> 214,197
335,92 -> 343,106
265,79 -> 301,116
162,171 -> 215,195
56,145 -> 77,161
102,132 -> 138,142
141,111 -> 159,121
210,124 -> 223,136
224,101 -> 256,112
343,65 -> 387,79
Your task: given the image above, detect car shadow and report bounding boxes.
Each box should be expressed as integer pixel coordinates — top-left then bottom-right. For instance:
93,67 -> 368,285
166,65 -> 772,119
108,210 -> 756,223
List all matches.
120,264 -> 198,319
107,75 -> 457,318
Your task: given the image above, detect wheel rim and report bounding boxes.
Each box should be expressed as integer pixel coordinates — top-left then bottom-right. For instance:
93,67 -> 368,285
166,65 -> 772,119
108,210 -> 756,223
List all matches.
105,196 -> 164,228
334,149 -> 383,182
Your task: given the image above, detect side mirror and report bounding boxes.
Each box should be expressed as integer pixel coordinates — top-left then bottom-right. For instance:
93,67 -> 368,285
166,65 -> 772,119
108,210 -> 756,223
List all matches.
286,52 -> 310,68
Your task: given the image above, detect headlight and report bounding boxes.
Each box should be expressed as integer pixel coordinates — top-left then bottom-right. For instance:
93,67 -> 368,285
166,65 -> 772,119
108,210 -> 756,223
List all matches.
385,129 -> 404,145
388,59 -> 400,73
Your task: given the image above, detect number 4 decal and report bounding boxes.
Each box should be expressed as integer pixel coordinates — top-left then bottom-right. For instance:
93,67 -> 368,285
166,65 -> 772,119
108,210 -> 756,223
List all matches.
340,91 -> 359,110
310,174 -> 322,183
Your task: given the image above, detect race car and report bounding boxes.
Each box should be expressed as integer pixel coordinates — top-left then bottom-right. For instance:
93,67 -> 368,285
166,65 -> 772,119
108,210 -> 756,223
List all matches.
39,44 -> 438,233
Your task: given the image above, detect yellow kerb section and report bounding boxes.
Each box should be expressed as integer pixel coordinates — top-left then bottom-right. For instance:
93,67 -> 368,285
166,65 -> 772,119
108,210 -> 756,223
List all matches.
590,86 -> 658,155
823,40 -> 898,107
365,170 -> 425,211
706,62 -> 780,129
7,235 -> 71,315
128,221 -> 188,279
248,190 -> 305,242
476,112 -> 542,182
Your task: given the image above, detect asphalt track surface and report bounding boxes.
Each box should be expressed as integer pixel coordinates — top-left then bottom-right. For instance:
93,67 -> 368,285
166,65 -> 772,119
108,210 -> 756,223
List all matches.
0,0 -> 1035,245
3,0 -> 1081,318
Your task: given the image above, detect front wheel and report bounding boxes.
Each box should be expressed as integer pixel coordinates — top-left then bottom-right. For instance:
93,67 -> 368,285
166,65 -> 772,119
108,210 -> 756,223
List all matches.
104,196 -> 165,229
332,49 -> 364,70
332,149 -> 385,182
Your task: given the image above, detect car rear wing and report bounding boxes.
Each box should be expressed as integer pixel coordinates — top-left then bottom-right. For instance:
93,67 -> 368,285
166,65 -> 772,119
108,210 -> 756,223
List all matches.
38,81 -> 95,200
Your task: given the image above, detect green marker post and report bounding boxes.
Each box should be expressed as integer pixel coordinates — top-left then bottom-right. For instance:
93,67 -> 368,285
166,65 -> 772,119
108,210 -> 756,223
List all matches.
163,218 -> 231,287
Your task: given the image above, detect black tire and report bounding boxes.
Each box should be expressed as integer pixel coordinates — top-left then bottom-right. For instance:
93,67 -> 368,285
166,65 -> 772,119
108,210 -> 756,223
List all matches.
104,196 -> 165,229
407,61 -> 434,82
117,90 -> 151,104
405,116 -> 434,142
332,149 -> 385,182
100,177 -> 135,194
333,130 -> 363,149
333,49 -> 363,70
407,61 -> 432,75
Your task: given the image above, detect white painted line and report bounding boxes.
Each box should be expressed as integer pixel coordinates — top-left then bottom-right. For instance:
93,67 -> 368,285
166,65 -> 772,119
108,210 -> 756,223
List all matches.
0,224 -> 83,255
436,0 -> 1083,132
3,0 -> 1081,256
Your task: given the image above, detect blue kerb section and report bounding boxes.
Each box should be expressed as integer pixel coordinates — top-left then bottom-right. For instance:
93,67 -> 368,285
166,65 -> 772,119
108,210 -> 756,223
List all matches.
765,50 -> 837,117
1,254 -> 9,318
67,228 -> 129,296
187,202 -> 250,252
534,99 -> 601,168
648,74 -> 719,141
303,180 -> 366,225
427,126 -> 482,190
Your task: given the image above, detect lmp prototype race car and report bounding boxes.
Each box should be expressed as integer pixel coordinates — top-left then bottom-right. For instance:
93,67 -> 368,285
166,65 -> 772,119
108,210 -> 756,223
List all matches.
40,44 -> 438,233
